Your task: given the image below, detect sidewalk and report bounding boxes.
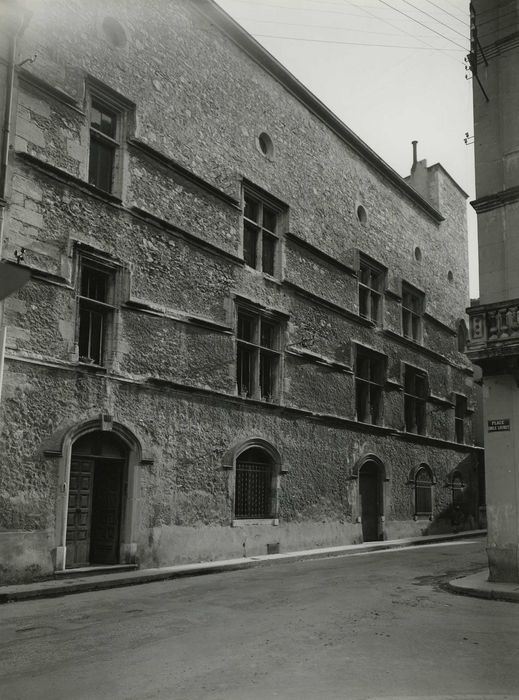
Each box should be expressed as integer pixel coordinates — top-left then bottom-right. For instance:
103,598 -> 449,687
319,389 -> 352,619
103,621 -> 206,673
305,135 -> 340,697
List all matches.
0,529 -> 486,604
447,570 -> 519,603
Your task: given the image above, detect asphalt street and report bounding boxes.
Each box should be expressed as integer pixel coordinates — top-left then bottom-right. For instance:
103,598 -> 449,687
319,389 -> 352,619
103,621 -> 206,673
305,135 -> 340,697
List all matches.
0,539 -> 518,700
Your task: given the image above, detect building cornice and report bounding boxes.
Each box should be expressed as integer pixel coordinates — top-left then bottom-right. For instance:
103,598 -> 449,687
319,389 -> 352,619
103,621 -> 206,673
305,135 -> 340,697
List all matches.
4,353 -> 480,452
286,232 -> 357,277
471,185 -> 519,213
128,138 -> 240,209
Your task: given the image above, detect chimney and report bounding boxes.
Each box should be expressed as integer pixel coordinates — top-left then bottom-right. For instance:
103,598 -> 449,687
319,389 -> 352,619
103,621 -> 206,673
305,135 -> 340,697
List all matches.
411,140 -> 418,172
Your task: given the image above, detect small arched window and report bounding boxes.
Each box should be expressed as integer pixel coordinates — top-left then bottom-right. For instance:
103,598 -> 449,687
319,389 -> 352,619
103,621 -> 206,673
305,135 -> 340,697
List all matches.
235,447 -> 274,519
451,471 -> 464,506
415,465 -> 434,518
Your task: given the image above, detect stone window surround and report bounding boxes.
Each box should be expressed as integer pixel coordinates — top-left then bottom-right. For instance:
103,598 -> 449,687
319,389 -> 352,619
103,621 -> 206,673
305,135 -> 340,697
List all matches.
85,76 -> 134,200
241,182 -> 287,280
402,362 -> 429,436
407,463 -> 436,520
234,299 -> 285,403
401,281 -> 425,344
354,343 -> 386,426
222,437 -> 286,526
73,245 -> 128,370
357,252 -> 386,325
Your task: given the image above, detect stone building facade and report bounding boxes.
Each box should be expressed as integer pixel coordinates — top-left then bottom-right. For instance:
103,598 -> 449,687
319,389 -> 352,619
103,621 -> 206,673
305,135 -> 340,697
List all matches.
467,0 -> 519,582
0,0 -> 482,583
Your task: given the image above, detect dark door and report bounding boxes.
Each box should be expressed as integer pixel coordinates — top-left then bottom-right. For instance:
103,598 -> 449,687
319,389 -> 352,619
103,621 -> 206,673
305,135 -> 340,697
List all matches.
90,460 -> 123,565
359,461 -> 382,542
66,458 -> 95,568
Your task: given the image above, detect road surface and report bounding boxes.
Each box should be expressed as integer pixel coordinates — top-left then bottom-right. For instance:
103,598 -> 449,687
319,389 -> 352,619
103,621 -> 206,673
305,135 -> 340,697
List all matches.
0,539 -> 518,700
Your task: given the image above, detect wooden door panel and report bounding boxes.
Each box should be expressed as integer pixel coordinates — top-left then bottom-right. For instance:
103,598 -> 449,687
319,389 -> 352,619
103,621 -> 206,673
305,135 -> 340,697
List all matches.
66,458 -> 94,568
90,460 -> 123,565
360,470 -> 379,542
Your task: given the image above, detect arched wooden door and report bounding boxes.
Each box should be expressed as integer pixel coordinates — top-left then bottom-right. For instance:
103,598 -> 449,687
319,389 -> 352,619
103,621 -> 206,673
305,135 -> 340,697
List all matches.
359,460 -> 384,542
66,431 -> 127,568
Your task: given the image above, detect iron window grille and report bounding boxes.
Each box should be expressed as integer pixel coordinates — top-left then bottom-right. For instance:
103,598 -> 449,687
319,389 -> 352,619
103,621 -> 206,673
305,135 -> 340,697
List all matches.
454,394 -> 467,443
236,306 -> 282,401
242,191 -> 281,277
77,261 -> 116,366
235,448 -> 274,519
451,471 -> 464,506
355,348 -> 385,425
402,283 -> 424,343
415,465 -> 434,517
404,366 -> 428,435
88,99 -> 121,193
358,257 -> 384,324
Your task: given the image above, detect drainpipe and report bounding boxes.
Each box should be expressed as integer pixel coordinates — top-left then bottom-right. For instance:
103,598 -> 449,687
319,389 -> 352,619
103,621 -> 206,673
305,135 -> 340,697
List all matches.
0,4 -> 31,406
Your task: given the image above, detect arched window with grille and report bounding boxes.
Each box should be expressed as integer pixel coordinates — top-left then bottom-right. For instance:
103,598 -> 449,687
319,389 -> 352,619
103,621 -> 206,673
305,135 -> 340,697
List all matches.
414,465 -> 434,518
451,471 -> 464,506
235,447 -> 274,519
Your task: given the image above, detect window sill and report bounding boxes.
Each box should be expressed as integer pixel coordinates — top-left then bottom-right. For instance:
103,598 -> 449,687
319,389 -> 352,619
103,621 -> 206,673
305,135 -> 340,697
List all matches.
76,361 -> 107,373
232,518 -> 279,527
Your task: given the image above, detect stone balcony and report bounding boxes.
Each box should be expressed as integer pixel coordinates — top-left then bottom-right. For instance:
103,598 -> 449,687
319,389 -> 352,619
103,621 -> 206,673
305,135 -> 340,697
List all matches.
467,298 -> 519,371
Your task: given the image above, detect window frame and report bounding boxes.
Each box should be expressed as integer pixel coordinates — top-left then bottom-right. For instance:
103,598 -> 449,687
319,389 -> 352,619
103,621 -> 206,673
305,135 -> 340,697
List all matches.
242,187 -> 284,279
451,471 -> 465,507
404,365 -> 428,435
354,346 -> 386,425
358,255 -> 385,324
85,79 -> 134,196
234,448 -> 276,521
75,253 -> 121,368
454,394 -> 467,443
414,465 -> 434,518
235,303 -> 283,402
401,282 -> 424,343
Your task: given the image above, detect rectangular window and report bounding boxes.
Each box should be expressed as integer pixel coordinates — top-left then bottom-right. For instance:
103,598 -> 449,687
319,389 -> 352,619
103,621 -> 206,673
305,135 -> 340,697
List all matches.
88,99 -> 120,193
402,283 -> 424,343
243,190 -> 282,277
77,261 -> 115,366
455,394 -> 467,443
236,306 -> 282,401
404,366 -> 428,435
355,348 -> 385,424
358,256 -> 384,324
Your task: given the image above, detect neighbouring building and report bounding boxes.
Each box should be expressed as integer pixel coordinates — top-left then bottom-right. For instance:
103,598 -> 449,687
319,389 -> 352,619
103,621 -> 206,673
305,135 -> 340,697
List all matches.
467,0 -> 519,582
0,0 -> 482,584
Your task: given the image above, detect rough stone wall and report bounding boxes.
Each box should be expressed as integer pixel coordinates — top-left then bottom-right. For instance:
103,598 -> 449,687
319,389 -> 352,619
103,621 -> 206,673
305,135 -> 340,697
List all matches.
0,0 -> 481,582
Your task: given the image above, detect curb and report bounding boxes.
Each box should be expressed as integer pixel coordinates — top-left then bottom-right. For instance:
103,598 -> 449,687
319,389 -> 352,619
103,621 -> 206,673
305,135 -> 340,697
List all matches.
446,570 -> 519,604
0,529 -> 486,604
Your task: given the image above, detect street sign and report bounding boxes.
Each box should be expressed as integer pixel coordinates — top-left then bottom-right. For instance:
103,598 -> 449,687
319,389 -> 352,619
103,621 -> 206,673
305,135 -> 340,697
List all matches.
488,419 -> 510,432
0,262 -> 30,300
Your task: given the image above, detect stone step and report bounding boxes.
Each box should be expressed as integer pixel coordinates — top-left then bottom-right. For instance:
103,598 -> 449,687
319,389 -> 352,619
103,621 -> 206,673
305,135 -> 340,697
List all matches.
54,564 -> 138,579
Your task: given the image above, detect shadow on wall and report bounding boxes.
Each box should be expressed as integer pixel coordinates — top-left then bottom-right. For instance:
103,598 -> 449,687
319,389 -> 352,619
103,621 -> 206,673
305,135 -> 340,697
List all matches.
421,496 -> 483,537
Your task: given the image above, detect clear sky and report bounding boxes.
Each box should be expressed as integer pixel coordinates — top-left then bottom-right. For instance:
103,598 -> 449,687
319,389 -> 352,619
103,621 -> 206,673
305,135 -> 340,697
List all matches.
215,0 -> 478,298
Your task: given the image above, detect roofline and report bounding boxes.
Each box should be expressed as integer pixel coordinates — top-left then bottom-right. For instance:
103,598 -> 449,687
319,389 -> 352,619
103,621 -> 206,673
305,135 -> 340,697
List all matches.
194,0 -> 445,223
428,163 -> 470,199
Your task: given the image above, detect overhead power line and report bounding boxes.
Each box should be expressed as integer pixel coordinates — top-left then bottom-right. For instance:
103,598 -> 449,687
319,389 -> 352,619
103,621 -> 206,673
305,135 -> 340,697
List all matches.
400,0 -> 470,41
347,0 -> 465,66
422,0 -> 468,28
253,34 -> 465,50
376,0 -> 469,50
235,16 -> 436,38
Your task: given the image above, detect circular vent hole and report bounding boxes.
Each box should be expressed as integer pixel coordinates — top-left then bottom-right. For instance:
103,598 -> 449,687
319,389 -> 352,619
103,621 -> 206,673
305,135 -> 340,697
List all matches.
257,132 -> 273,157
102,17 -> 127,48
414,246 -> 422,262
356,205 -> 367,225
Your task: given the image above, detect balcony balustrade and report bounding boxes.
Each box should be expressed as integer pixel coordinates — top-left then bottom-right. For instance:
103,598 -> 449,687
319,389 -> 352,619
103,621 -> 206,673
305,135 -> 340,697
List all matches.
467,299 -> 519,363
